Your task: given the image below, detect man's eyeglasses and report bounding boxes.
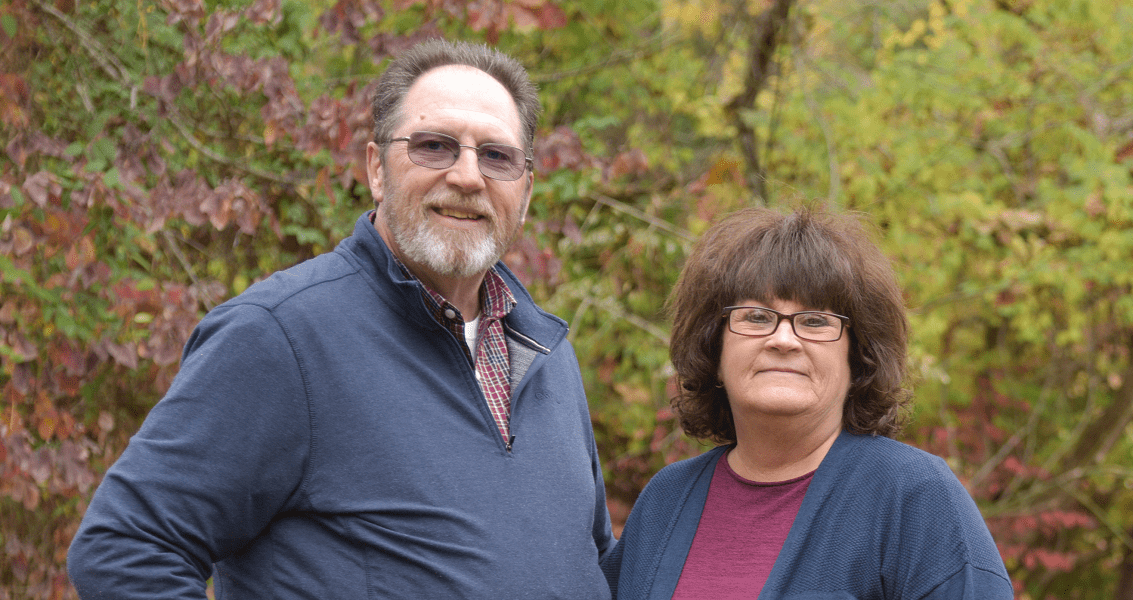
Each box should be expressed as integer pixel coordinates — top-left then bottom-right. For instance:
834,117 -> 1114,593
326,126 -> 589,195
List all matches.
721,306 -> 850,342
386,131 -> 533,181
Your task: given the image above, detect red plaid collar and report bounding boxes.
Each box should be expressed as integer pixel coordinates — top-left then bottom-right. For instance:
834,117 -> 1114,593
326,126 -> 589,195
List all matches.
406,264 -> 517,441
409,265 -> 516,337
376,213 -> 517,441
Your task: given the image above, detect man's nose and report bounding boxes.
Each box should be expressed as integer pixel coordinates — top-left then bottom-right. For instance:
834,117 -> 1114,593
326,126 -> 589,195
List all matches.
445,146 -> 486,191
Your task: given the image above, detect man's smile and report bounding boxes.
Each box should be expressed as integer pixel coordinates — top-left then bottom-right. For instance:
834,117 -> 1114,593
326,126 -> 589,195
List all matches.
436,207 -> 482,220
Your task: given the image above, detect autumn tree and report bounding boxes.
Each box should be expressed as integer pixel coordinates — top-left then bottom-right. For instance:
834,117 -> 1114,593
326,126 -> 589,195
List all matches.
3,0 -> 1132,598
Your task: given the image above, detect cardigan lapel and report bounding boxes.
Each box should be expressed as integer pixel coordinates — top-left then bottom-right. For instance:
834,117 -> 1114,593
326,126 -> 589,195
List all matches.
758,430 -> 857,598
649,446 -> 727,598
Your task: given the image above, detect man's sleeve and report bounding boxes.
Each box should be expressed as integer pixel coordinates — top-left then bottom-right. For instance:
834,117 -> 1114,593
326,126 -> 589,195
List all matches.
590,432 -> 615,561
67,304 -> 310,599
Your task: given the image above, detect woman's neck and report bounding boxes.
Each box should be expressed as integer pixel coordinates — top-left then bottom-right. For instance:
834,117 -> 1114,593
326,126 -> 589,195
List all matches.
727,417 -> 842,482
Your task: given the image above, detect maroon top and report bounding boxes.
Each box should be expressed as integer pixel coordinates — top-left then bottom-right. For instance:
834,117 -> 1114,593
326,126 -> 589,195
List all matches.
672,450 -> 814,599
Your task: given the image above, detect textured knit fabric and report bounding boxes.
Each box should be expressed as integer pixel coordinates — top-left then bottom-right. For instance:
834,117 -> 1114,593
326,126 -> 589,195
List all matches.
417,266 -> 516,440
67,212 -> 614,600
602,431 -> 1013,599
672,455 -> 812,599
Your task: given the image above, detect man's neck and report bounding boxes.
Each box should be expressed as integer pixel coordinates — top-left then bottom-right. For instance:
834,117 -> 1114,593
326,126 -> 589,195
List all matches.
414,268 -> 484,321
371,213 -> 484,320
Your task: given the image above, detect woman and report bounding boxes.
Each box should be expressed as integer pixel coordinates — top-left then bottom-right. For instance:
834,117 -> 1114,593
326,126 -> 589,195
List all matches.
602,206 -> 1012,599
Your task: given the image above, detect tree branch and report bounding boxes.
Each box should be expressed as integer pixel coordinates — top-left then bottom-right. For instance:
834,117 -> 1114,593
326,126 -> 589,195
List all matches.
1061,332 -> 1133,469
723,0 -> 794,201
34,0 -> 299,187
592,194 -> 694,243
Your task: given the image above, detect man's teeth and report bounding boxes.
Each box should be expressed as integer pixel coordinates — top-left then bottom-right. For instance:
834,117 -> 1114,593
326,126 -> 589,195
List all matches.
438,208 -> 479,219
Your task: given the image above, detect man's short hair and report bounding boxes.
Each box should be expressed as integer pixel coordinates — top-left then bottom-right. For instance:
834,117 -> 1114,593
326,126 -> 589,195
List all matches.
371,39 -> 541,156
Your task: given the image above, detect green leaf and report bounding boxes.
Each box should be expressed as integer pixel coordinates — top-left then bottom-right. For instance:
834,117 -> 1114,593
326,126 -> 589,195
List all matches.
1,14 -> 16,39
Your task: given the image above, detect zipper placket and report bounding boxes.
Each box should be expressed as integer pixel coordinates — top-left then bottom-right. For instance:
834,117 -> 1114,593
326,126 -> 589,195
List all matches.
500,322 -> 553,454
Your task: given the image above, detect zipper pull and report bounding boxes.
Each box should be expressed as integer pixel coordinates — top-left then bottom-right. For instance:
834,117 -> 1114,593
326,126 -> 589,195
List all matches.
506,435 -> 515,452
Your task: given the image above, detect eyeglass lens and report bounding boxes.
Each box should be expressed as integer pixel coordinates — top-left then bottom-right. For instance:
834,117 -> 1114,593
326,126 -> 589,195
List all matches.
727,307 -> 844,341
401,131 -> 527,181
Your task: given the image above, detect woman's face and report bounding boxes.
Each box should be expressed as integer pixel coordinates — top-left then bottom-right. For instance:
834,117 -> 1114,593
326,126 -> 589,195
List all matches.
717,297 -> 852,432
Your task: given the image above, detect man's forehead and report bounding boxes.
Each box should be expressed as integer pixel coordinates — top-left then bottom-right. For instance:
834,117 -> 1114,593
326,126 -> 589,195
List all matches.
410,65 -> 509,101
402,65 -> 522,138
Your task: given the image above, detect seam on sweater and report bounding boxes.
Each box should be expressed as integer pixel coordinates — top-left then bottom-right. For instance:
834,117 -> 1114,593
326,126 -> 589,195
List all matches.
968,563 -> 1012,583
263,305 -> 317,508
220,259 -> 361,506
915,561 -> 1012,600
235,267 -> 358,312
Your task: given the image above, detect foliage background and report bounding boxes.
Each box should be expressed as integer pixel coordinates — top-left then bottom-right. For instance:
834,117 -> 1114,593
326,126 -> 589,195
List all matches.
2,0 -> 1132,598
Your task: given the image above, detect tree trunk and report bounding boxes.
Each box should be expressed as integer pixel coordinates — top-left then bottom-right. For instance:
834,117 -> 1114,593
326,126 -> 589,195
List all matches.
1116,527 -> 1133,600
724,0 -> 793,203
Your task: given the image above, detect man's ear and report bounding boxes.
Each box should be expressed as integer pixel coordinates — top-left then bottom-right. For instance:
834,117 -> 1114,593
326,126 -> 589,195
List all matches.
519,170 -> 534,225
366,141 -> 384,205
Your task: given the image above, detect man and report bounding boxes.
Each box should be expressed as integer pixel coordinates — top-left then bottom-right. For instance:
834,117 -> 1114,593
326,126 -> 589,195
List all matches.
67,39 -> 615,599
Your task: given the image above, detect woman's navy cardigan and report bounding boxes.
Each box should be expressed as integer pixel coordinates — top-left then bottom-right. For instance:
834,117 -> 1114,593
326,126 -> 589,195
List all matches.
602,431 -> 1013,599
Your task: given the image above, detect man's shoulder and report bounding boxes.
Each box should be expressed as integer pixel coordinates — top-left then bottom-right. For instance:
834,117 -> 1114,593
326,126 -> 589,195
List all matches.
220,251 -> 361,313
215,212 -> 392,312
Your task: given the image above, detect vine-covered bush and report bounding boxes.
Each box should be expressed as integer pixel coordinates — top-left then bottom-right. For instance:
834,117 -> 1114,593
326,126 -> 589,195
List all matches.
3,0 -> 1132,597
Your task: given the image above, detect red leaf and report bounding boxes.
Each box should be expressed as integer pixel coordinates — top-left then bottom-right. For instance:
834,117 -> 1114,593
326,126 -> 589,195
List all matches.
9,362 -> 32,395
105,341 -> 139,370
245,0 -> 282,24
537,2 -> 568,29
164,0 -> 206,25
504,5 -> 541,29
608,148 -> 649,180
10,224 -> 35,256
1117,139 -> 1133,162
65,236 -> 97,271
0,73 -> 30,128
7,330 -> 38,362
23,171 -> 60,207
4,130 -> 29,167
37,413 -> 58,441
534,126 -> 591,171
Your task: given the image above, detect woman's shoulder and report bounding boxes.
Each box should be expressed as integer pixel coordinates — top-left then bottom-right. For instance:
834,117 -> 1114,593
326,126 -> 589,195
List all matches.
831,432 -> 974,507
838,432 -> 950,473
657,445 -> 726,473
823,433 -> 1010,587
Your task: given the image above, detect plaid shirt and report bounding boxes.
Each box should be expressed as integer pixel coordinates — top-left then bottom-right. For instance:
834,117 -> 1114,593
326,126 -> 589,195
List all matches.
395,259 -> 517,442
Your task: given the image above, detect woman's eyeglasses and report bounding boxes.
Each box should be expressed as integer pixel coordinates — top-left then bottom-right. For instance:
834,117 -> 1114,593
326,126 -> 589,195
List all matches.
721,306 -> 850,342
386,131 -> 532,181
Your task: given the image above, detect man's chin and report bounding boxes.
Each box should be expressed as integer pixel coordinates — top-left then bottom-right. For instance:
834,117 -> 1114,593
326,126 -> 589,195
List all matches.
426,257 -> 489,279
413,242 -> 501,279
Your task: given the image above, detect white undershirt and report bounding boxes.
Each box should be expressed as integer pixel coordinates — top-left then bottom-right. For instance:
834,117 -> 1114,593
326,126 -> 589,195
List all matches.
464,315 -> 480,357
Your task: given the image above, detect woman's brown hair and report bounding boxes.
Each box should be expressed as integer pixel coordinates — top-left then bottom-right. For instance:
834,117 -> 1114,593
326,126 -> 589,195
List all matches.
667,205 -> 910,444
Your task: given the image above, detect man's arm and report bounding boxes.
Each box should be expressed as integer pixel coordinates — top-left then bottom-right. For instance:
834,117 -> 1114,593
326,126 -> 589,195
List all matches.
589,432 -> 615,561
67,305 -> 310,599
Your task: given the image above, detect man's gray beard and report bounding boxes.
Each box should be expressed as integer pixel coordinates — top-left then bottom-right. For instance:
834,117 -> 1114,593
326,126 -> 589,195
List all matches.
379,166 -> 525,279
392,215 -> 501,279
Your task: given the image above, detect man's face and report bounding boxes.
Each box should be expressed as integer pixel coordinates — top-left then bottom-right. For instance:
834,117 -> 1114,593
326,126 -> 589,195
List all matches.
366,65 -> 532,283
